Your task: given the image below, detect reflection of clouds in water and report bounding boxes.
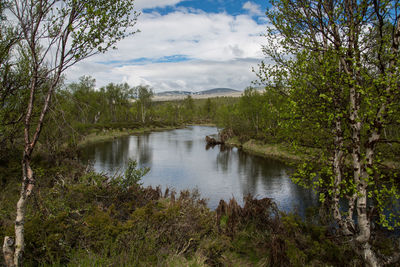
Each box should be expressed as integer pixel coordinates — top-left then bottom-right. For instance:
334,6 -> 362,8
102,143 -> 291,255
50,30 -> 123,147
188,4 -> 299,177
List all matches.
80,126 -> 317,212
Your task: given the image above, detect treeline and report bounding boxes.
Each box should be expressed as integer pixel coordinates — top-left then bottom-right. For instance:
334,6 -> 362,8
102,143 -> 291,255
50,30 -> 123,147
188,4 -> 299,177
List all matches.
215,87 -> 284,142
216,86 -> 400,161
0,72 -> 238,159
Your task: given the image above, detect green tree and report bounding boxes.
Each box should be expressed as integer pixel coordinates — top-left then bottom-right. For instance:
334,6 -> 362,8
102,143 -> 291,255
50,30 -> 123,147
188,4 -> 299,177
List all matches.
2,0 -> 138,265
68,76 -> 100,124
134,85 -> 153,124
101,82 -> 134,123
203,98 -> 216,121
182,95 -> 195,122
260,0 -> 400,265
238,87 -> 269,137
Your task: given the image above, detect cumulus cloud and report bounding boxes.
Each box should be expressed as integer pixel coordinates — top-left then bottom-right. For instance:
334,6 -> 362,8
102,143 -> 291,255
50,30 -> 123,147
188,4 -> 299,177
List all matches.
242,1 -> 264,16
118,59 -> 261,92
68,59 -> 262,92
95,10 -> 266,62
66,8 -> 268,91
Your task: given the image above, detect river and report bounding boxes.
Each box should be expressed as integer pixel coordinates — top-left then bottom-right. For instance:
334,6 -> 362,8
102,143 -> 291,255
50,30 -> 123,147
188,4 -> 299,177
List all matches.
79,126 -> 318,212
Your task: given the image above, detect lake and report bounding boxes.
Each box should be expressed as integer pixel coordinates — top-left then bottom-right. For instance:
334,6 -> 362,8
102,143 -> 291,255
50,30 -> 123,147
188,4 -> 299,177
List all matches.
79,126 -> 318,212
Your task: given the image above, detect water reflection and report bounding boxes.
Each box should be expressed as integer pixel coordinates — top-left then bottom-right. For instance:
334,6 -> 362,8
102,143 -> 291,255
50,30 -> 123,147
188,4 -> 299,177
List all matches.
80,126 -> 318,212
184,140 -> 193,153
136,134 -> 152,166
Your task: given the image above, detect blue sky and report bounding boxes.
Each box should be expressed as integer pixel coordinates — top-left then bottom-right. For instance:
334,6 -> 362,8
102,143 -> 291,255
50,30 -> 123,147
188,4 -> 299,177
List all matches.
67,0 -> 271,92
144,0 -> 269,19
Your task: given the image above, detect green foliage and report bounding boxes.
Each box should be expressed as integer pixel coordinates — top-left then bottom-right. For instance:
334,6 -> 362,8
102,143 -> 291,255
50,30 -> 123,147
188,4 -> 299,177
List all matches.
134,85 -> 154,123
215,87 -> 288,142
112,159 -> 150,189
256,0 -> 400,239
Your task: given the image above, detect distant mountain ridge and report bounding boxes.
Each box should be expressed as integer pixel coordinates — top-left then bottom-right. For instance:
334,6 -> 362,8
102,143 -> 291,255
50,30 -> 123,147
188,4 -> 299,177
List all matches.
156,88 -> 239,96
156,90 -> 192,96
199,88 -> 239,95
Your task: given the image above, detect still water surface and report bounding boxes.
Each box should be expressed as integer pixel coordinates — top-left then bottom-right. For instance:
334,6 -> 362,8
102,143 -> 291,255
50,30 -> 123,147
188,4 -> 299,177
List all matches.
80,126 -> 317,212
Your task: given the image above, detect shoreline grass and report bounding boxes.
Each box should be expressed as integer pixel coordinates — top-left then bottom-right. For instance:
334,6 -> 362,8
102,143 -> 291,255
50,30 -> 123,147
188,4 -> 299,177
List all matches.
226,138 -> 400,170
225,137 -> 307,162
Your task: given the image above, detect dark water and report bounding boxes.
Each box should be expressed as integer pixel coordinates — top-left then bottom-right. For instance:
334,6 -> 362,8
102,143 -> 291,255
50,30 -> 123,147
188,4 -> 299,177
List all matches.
80,126 -> 317,212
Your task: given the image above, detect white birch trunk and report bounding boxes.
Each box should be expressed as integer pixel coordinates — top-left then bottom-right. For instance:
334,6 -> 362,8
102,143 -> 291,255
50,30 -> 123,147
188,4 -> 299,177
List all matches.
13,159 -> 35,267
332,118 -> 354,235
2,237 -> 14,267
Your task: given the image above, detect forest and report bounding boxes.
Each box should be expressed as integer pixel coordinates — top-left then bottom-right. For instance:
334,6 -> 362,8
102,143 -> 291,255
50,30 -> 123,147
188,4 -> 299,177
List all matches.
1,0 -> 400,266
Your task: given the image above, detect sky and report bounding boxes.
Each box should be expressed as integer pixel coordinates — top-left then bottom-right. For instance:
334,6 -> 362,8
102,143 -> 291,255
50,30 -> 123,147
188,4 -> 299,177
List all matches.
66,0 -> 271,92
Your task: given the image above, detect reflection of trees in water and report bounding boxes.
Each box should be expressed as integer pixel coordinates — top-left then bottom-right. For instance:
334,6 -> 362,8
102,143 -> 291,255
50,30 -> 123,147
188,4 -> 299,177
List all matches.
236,151 -> 291,198
99,138 -> 129,165
136,133 -> 152,166
235,151 -> 317,212
184,140 -> 193,153
237,151 -> 257,196
89,137 -> 131,173
215,145 -> 232,173
83,134 -> 154,173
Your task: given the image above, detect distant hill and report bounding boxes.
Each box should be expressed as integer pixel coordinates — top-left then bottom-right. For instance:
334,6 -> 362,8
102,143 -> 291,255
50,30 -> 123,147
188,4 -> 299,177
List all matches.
156,90 -> 192,96
156,88 -> 240,96
153,87 -> 242,101
199,88 -> 239,95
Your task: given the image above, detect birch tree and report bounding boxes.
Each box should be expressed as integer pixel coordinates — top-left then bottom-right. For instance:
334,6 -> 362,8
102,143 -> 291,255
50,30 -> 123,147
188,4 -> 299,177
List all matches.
1,0 -> 138,266
134,85 -> 153,124
259,0 -> 400,266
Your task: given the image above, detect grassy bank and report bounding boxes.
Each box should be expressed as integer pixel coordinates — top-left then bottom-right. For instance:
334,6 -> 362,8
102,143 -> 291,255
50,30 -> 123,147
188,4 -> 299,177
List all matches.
226,138 -> 400,171
225,137 -> 312,162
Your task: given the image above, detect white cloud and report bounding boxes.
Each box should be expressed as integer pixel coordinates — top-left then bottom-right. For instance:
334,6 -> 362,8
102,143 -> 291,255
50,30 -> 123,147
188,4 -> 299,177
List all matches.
117,59 -> 261,92
68,59 -> 262,92
242,1 -> 264,16
66,8 -> 268,91
96,10 -> 266,62
134,0 -> 185,10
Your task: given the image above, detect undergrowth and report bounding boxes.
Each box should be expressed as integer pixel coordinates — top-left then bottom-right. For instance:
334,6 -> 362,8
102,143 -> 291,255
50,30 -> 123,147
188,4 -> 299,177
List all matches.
0,158 -> 397,266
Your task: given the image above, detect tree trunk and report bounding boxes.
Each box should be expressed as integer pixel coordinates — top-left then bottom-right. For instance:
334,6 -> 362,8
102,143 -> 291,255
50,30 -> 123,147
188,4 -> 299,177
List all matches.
332,118 -> 354,235
356,242 -> 380,267
141,103 -> 145,124
14,157 -> 35,267
348,79 -> 380,266
2,156 -> 35,267
3,237 -> 14,267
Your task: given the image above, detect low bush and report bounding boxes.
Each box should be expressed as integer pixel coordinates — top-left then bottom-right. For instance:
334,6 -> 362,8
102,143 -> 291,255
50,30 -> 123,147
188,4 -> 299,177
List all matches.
1,159 -> 398,266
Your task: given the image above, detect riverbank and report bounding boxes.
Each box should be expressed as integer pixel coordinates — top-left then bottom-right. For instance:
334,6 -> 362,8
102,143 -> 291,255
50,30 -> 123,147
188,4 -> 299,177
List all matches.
226,137 -> 400,170
78,125 -> 183,147
225,137 -> 311,162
